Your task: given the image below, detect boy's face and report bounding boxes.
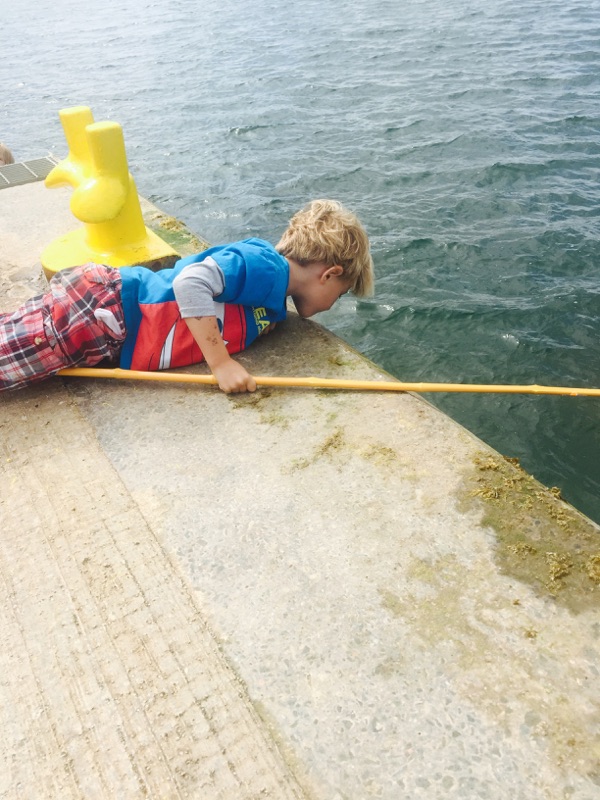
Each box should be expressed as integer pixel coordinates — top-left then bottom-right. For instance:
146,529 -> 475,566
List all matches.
291,266 -> 352,318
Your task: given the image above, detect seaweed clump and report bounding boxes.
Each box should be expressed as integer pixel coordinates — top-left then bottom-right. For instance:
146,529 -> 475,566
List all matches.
463,453 -> 600,613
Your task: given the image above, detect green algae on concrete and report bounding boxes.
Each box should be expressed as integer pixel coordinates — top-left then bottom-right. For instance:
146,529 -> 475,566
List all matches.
461,452 -> 600,613
230,388 -> 295,430
147,210 -> 211,258
288,428 -> 347,472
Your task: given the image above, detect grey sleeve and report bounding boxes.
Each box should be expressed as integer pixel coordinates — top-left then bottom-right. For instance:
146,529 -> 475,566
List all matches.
172,256 -> 226,318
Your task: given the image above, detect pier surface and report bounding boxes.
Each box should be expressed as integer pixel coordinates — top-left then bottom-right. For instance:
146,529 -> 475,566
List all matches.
1,174 -> 599,799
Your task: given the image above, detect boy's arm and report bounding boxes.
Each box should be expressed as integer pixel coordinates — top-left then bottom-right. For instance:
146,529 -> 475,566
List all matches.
183,316 -> 257,394
173,260 -> 256,393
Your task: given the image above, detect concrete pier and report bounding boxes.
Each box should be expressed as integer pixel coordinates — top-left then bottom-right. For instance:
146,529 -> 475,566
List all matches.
1,172 -> 599,799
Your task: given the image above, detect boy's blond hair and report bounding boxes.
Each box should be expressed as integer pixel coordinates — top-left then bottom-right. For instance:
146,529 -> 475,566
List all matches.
276,199 -> 374,297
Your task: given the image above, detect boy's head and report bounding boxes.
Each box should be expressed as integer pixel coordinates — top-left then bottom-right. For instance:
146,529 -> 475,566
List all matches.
276,199 -> 374,301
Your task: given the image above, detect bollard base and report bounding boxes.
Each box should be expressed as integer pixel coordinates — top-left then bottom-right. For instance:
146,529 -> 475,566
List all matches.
41,226 -> 180,277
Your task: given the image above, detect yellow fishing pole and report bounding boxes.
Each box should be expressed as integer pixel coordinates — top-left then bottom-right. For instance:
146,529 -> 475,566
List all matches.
57,367 -> 600,397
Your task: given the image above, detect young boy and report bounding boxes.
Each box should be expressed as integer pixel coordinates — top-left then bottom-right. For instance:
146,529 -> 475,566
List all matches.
0,199 -> 373,394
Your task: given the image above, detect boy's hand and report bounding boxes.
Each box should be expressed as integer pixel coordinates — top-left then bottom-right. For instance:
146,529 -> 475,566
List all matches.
183,315 -> 257,394
212,359 -> 257,394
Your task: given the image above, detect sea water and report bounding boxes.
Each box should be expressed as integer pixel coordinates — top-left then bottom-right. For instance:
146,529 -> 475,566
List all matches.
2,0 -> 599,522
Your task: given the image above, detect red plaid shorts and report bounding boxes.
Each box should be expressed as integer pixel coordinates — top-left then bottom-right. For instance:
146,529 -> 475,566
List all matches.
0,263 -> 125,392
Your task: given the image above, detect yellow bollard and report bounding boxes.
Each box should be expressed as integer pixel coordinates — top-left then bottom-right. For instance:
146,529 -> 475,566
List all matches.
45,105 -> 95,189
41,107 -> 178,278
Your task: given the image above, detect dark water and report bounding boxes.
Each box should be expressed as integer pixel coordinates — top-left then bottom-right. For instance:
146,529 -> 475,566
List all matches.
2,0 -> 600,522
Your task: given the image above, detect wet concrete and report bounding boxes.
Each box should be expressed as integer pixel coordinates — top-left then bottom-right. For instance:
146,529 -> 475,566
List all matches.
1,174 -> 599,799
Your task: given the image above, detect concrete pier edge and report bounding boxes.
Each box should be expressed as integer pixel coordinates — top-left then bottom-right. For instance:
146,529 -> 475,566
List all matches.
1,170 -> 599,799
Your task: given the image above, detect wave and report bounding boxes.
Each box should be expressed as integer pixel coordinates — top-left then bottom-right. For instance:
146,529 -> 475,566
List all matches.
228,124 -> 272,136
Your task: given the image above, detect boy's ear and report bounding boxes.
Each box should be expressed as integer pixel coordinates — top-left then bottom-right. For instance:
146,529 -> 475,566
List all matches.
322,265 -> 344,281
